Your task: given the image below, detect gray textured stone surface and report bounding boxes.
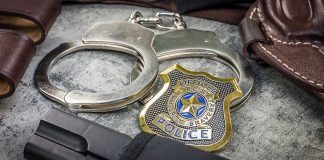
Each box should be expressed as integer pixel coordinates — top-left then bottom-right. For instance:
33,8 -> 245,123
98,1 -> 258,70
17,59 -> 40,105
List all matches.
0,4 -> 323,160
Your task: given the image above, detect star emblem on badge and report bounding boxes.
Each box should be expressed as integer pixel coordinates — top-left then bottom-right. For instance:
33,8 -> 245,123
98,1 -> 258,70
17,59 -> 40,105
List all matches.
178,93 -> 206,118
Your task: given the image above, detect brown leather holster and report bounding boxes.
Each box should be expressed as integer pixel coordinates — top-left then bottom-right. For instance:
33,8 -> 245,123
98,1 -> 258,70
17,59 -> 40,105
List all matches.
239,0 -> 324,100
0,0 -> 61,99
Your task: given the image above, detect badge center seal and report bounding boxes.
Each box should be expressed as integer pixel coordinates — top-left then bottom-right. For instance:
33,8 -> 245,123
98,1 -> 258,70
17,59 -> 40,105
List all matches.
167,79 -> 219,127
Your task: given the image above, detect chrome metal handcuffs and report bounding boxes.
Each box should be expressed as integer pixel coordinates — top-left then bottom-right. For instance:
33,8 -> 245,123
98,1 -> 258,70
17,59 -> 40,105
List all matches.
35,11 -> 254,112
35,22 -> 159,112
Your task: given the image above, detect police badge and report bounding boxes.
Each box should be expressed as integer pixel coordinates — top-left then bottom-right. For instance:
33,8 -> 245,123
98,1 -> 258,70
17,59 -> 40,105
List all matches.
139,64 -> 243,152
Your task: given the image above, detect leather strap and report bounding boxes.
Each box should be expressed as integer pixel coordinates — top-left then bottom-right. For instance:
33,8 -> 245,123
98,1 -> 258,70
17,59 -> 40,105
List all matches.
0,0 -> 61,44
120,132 -> 228,160
239,0 -> 324,100
186,5 -> 250,25
62,0 -> 255,25
0,29 -> 35,99
0,0 -> 61,99
239,17 -> 267,60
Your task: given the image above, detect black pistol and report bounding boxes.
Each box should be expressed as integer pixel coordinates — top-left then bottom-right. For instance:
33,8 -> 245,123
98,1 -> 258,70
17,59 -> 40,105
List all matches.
24,109 -> 228,160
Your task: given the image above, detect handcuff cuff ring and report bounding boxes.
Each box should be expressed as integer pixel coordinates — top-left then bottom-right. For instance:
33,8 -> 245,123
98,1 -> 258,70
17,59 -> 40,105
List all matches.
35,22 -> 158,112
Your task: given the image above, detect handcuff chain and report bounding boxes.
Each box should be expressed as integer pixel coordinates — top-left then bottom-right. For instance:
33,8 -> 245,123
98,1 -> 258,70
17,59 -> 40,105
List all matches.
128,11 -> 186,30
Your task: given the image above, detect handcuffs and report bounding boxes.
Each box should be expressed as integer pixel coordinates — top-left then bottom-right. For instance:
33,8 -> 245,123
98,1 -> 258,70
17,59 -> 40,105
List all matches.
35,11 -> 254,112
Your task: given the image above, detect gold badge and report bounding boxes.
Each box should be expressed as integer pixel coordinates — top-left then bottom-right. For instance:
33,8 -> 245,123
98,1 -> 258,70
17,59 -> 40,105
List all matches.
139,64 -> 242,152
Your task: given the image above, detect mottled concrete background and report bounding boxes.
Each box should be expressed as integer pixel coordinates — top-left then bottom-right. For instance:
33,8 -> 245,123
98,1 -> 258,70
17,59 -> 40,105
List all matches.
0,4 -> 323,160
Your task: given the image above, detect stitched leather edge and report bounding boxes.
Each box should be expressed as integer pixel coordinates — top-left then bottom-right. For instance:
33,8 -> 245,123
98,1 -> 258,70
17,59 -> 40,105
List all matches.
249,6 -> 324,88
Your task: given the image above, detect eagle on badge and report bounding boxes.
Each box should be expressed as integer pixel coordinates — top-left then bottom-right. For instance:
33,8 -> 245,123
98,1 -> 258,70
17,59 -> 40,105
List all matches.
139,64 -> 242,152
